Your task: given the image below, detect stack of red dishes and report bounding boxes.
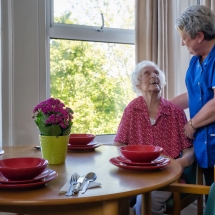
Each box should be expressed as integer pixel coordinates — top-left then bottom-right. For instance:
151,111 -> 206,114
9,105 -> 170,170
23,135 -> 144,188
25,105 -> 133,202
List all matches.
0,157 -> 57,189
68,134 -> 101,151
110,145 -> 170,171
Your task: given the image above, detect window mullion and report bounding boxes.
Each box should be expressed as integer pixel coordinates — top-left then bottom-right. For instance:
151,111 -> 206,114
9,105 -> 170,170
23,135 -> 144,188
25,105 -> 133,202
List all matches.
49,24 -> 134,44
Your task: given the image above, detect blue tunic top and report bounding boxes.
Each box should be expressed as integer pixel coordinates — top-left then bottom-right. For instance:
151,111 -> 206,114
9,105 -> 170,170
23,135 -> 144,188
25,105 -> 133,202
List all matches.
186,45 -> 215,168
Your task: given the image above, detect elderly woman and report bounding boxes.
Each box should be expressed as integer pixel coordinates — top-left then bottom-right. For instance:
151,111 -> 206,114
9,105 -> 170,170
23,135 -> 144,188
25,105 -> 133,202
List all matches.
171,5 -> 215,190
114,60 -> 194,215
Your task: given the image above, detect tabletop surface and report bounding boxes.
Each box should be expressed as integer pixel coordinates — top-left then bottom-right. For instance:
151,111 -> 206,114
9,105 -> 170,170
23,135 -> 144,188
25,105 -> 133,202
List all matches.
0,145 -> 182,207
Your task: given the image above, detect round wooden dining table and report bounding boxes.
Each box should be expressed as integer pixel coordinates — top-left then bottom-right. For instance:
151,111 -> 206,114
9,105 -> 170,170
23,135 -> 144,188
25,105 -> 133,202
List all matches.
0,145 -> 182,215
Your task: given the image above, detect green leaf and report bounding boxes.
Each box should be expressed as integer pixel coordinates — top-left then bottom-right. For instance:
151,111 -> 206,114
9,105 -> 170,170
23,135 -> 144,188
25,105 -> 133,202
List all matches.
63,124 -> 72,135
44,125 -> 62,136
37,124 -> 62,136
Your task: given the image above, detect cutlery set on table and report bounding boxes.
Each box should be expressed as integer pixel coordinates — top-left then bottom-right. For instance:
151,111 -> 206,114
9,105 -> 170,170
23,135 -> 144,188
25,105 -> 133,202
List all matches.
59,172 -> 101,196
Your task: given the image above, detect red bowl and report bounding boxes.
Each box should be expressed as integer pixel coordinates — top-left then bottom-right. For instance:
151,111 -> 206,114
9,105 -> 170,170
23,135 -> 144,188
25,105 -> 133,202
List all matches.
69,134 -> 95,145
0,157 -> 48,181
119,145 -> 163,163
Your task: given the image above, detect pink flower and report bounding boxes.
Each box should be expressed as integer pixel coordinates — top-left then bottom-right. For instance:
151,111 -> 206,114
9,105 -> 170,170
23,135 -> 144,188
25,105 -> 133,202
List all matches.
32,98 -> 74,136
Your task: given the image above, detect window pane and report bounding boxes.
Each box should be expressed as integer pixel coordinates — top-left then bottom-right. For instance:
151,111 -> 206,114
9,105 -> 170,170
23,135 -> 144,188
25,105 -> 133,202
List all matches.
54,0 -> 135,30
50,39 -> 135,135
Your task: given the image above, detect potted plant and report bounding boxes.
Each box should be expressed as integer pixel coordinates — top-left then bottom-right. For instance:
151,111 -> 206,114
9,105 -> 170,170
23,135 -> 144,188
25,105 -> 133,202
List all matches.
32,98 -> 74,164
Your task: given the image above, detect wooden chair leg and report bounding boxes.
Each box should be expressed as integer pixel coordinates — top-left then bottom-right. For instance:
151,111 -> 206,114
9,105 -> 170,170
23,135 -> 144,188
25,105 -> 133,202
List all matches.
141,193 -> 151,215
197,195 -> 203,215
197,165 -> 204,215
197,165 -> 203,185
172,192 -> 181,215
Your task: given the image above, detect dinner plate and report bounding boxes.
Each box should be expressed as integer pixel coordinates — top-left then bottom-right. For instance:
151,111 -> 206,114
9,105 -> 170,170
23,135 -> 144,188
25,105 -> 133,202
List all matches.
67,143 -> 102,151
0,169 -> 57,189
0,149 -> 4,155
68,141 -> 98,148
116,155 -> 165,166
0,169 -> 50,184
109,157 -> 170,171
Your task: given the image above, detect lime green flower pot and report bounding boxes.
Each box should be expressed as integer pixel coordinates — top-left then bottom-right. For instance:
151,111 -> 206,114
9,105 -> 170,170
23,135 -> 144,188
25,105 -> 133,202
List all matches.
39,135 -> 69,164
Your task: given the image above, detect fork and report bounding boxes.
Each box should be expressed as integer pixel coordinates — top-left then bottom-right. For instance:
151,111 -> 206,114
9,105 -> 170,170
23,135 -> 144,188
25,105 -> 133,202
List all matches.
65,174 -> 77,196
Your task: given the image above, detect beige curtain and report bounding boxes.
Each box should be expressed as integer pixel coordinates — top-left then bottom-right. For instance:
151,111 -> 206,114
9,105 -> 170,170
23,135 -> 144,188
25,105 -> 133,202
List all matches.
135,0 -> 158,63
135,0 -> 179,99
200,0 -> 215,11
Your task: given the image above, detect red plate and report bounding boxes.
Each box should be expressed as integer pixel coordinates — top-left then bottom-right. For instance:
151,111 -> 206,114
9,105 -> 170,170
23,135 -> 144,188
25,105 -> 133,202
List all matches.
0,169 -> 50,184
109,157 -> 170,171
116,156 -> 165,166
68,143 -> 102,151
68,141 -> 98,148
0,169 -> 57,189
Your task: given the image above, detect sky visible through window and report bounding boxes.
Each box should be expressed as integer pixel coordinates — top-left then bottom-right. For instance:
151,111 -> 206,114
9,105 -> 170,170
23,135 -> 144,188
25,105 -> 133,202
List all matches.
54,0 -> 134,29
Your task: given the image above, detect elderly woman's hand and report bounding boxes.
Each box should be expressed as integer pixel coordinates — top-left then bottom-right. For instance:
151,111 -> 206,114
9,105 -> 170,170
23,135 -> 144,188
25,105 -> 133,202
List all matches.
176,147 -> 194,169
184,122 -> 196,139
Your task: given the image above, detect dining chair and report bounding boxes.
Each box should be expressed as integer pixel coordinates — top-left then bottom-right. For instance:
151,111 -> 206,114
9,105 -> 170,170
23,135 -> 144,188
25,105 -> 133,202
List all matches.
204,181 -> 215,215
128,162 -> 203,215
162,161 -> 203,215
161,163 -> 215,215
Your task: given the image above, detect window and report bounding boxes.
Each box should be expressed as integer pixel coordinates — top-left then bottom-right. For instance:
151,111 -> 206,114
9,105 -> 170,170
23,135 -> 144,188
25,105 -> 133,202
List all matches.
49,0 -> 135,135
53,0 -> 134,30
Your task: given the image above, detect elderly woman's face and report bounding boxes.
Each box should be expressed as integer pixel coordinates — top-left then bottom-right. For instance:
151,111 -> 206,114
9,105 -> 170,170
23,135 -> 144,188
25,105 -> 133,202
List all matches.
138,66 -> 161,93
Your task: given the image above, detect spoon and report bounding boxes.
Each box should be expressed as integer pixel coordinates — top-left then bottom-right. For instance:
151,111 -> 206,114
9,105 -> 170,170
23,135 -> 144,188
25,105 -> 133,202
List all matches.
81,172 -> 97,194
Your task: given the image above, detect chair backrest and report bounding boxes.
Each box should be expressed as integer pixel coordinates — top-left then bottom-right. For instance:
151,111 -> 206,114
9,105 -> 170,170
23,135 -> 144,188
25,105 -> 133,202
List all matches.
165,161 -> 198,210
204,182 -> 215,215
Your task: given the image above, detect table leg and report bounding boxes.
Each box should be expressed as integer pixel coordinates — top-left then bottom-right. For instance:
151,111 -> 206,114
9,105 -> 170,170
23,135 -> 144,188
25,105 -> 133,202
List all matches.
118,198 -> 130,215
141,192 -> 151,215
102,200 -> 118,215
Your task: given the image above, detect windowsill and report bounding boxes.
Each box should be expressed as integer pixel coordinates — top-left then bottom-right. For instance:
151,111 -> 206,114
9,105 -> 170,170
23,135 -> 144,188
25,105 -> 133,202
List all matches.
94,134 -> 115,145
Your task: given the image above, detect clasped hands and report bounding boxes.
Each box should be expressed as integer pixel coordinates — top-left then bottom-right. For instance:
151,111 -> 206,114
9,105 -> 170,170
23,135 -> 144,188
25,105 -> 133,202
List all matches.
184,122 -> 196,139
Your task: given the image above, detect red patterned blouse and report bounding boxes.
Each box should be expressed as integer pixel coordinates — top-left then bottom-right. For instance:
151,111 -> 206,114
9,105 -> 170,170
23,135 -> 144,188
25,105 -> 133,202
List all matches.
114,96 -> 193,159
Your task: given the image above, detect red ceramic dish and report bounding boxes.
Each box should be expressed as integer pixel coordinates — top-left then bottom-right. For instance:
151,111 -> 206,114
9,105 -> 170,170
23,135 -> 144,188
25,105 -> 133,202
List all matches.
109,157 -> 170,171
67,141 -> 97,148
116,156 -> 165,166
0,169 -> 57,190
0,169 -> 50,184
0,157 -> 48,181
67,143 -> 101,151
69,134 -> 95,145
119,145 -> 163,163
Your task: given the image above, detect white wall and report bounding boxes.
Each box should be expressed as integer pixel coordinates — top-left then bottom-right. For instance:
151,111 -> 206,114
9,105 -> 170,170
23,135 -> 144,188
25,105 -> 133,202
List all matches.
1,0 -> 46,146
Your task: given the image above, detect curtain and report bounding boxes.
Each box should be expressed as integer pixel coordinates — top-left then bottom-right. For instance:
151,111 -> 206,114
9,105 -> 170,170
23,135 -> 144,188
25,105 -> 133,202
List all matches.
135,0 -> 180,99
135,0 -> 158,63
200,0 -> 215,11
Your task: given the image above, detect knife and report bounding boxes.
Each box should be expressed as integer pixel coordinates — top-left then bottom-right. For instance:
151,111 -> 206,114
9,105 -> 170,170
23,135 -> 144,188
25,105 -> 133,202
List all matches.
73,175 -> 86,193
34,146 -> 41,150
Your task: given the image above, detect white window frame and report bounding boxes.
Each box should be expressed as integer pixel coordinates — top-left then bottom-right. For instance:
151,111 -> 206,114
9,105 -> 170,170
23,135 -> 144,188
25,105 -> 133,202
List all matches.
46,0 -> 135,144
47,0 -> 135,43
